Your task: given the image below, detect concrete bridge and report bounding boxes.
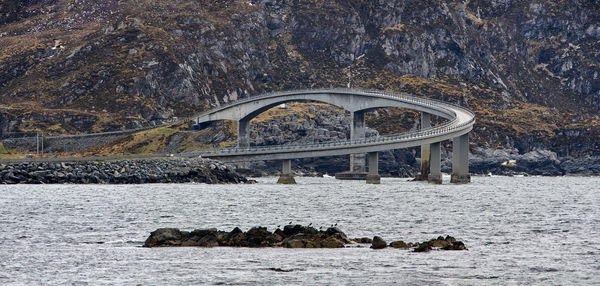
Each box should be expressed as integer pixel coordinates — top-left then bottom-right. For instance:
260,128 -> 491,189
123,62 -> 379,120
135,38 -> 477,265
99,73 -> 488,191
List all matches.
183,88 -> 475,184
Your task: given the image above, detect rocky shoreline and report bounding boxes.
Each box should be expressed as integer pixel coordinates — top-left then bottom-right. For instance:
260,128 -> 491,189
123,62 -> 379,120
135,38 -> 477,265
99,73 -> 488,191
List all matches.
144,225 -> 467,252
238,148 -> 600,178
0,158 -> 249,184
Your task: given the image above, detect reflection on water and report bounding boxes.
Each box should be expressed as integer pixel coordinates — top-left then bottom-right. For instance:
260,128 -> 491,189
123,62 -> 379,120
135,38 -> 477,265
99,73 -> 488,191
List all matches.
1,176 -> 599,285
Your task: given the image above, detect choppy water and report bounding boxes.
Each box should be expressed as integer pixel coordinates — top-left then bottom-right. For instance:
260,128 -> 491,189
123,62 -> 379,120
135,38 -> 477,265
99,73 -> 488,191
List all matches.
1,176 -> 599,285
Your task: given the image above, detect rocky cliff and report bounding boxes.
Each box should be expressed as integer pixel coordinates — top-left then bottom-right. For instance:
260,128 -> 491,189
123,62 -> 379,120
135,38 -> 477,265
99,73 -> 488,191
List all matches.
1,0 -> 599,172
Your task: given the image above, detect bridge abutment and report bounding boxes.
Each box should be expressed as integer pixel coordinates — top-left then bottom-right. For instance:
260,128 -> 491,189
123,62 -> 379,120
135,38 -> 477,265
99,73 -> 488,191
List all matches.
451,133 -> 471,184
237,119 -> 250,148
415,112 -> 431,181
428,142 -> 443,184
277,159 -> 296,184
366,152 -> 381,184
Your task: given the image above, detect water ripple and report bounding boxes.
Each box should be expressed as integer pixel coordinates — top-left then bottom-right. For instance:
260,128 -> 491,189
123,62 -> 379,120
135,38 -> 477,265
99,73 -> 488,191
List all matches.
0,176 -> 599,285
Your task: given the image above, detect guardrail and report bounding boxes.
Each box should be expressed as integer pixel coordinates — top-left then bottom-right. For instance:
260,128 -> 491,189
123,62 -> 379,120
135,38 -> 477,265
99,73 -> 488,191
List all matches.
180,88 -> 475,157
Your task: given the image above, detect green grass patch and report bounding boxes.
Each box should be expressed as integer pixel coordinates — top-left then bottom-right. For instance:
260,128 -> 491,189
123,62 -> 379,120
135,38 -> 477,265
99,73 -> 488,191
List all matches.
0,142 -> 10,154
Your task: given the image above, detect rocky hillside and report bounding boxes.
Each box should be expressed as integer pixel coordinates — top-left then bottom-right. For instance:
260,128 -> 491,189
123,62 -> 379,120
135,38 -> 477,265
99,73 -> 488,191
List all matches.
1,0 -> 599,167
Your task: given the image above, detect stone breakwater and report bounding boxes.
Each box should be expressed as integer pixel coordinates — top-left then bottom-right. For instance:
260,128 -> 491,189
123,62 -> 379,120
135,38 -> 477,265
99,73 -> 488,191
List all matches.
0,158 -> 249,184
144,225 -> 467,252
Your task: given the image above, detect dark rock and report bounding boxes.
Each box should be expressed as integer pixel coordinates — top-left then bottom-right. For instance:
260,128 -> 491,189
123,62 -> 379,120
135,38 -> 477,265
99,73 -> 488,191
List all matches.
144,228 -> 182,247
371,236 -> 387,249
441,241 -> 467,251
320,236 -> 346,248
196,234 -> 219,247
325,227 -> 345,237
190,228 -> 218,238
413,243 -> 432,253
283,224 -> 317,236
390,240 -> 408,248
351,237 -> 373,244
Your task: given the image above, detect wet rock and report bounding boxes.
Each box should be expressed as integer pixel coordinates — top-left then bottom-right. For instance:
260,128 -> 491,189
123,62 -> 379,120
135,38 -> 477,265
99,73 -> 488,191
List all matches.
390,240 -> 408,248
144,228 -> 183,247
145,224 -> 353,248
441,241 -> 467,251
284,239 -> 305,248
371,236 -> 387,249
351,237 -> 373,244
196,234 -> 220,247
143,225 -> 468,252
413,243 -> 432,253
320,236 -> 346,248
412,235 -> 467,252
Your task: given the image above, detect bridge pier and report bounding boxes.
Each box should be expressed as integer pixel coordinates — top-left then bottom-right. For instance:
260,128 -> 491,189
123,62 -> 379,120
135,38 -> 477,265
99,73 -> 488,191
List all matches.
451,133 -> 471,183
415,112 -> 431,181
237,119 -> 250,148
277,159 -> 296,184
336,110 -> 368,180
428,142 -> 443,184
366,152 -> 381,184
350,110 -> 366,173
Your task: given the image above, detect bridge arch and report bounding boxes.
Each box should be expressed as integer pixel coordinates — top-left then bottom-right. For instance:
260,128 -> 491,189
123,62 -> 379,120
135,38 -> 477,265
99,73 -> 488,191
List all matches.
194,90 -> 456,125
188,88 -> 475,184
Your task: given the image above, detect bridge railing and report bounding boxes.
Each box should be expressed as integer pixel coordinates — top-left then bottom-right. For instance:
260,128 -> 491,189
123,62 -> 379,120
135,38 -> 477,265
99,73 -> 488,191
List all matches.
183,114 -> 474,157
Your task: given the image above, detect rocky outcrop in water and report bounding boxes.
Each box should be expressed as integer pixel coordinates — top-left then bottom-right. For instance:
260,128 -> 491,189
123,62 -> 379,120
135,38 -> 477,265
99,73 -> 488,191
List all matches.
144,225 -> 468,252
144,225 -> 351,248
0,158 -> 248,184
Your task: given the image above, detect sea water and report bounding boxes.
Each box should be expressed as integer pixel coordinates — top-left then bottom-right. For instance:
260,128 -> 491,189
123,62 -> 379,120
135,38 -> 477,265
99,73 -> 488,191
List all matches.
0,176 -> 599,285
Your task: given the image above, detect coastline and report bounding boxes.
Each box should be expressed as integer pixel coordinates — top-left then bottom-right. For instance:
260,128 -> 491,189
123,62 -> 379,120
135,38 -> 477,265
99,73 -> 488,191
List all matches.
0,157 -> 249,184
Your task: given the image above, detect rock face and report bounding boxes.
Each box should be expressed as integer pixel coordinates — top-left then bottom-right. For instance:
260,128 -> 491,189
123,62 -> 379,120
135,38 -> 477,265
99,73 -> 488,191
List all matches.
143,225 -> 351,248
0,158 -> 248,184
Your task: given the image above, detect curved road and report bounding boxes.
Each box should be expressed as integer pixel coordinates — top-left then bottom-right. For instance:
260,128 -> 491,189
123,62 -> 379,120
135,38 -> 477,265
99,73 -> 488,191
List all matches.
181,88 -> 475,162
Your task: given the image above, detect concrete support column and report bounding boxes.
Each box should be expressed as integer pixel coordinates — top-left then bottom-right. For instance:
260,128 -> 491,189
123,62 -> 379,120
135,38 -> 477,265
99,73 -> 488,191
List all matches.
451,133 -> 471,184
277,159 -> 296,184
366,152 -> 381,184
428,142 -> 442,184
237,119 -> 250,148
416,112 -> 431,181
350,111 -> 366,173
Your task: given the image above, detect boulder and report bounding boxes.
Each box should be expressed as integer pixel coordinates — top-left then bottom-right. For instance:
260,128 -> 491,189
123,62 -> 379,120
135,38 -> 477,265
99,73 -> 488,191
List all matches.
390,240 -> 408,248
144,228 -> 183,247
371,236 -> 387,249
